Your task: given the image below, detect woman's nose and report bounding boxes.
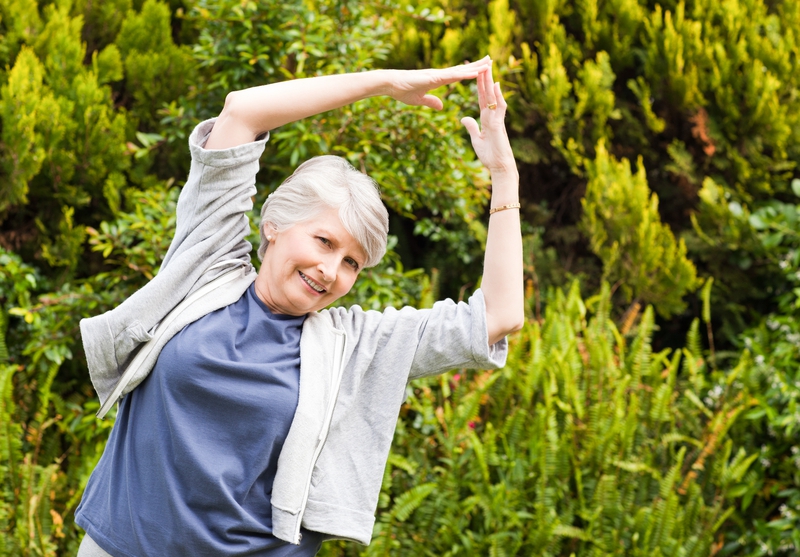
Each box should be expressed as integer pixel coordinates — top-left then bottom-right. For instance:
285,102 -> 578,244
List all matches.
317,258 -> 336,283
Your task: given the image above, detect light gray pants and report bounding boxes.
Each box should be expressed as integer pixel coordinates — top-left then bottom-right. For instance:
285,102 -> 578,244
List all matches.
78,535 -> 113,557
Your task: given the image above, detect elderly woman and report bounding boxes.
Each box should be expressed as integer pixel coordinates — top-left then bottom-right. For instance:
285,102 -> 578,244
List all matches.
75,57 -> 522,556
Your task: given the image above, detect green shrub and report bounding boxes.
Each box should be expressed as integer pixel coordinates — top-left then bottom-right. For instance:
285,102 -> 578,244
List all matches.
384,0 -> 800,339
115,0 -> 196,130
0,180 -> 180,553
0,2 -> 129,275
714,184 -> 800,556
581,142 -> 699,318
320,284 -> 756,556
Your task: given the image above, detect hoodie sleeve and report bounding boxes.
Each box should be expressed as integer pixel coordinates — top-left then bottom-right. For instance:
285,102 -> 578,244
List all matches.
80,119 -> 268,404
330,289 -> 508,383
406,289 -> 508,379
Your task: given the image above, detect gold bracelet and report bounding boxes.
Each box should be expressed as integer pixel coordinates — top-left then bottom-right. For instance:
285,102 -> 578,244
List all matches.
489,203 -> 521,215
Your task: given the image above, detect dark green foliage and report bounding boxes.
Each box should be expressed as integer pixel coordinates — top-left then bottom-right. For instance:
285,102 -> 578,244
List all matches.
0,184 -> 177,553
115,0 -> 196,129
714,186 -> 800,555
74,0 -> 132,53
0,0 -> 195,277
386,0 -> 800,338
721,318 -> 800,556
0,1 -> 129,275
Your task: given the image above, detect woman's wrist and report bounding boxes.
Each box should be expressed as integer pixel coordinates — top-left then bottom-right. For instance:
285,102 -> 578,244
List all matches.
489,169 -> 519,207
369,70 -> 394,97
370,69 -> 400,100
490,167 -> 519,181
488,156 -> 519,178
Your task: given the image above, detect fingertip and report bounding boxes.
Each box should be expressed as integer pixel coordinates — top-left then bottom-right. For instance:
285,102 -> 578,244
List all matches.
465,55 -> 491,67
494,81 -> 507,103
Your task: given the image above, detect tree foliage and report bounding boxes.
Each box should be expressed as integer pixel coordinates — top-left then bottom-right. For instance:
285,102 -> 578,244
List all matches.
387,0 -> 800,335
581,142 -> 698,317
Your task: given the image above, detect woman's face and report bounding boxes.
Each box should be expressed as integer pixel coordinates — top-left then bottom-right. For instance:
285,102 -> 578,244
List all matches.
255,207 -> 367,315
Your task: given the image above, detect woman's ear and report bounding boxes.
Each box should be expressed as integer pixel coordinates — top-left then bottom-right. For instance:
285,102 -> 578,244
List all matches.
263,222 -> 278,243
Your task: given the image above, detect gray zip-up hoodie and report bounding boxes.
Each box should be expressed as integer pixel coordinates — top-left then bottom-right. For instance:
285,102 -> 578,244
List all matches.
79,119 -> 508,546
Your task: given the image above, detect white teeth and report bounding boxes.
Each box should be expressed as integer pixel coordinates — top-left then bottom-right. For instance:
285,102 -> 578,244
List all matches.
300,272 -> 325,293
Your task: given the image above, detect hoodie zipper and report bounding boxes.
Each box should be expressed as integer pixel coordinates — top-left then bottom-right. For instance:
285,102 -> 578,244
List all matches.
293,330 -> 346,543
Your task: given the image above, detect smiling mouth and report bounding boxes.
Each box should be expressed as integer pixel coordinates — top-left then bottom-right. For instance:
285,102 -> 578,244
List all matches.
299,271 -> 326,294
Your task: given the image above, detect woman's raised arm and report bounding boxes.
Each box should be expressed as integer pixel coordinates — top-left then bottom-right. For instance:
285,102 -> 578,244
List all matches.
205,58 -> 492,150
461,62 -> 525,345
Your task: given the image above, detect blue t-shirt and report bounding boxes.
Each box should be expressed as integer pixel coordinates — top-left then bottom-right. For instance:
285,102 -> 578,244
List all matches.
76,283 -> 324,556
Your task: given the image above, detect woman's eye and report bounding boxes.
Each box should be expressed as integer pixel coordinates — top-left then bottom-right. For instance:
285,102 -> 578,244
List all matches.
318,237 -> 331,247
345,258 -> 359,270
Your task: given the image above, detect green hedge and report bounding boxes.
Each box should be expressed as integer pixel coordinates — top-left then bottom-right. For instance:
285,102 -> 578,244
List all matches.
1,1 -> 799,555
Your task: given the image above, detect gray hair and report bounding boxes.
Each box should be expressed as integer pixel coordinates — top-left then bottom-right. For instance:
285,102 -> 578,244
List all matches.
258,155 -> 389,267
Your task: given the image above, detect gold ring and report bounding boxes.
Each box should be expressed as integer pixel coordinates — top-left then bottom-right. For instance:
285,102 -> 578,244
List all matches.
487,103 -> 497,110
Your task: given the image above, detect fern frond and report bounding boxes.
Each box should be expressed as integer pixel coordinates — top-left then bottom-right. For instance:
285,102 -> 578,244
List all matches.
387,452 -> 417,476
0,310 -> 8,361
685,318 -> 702,360
390,483 -> 437,522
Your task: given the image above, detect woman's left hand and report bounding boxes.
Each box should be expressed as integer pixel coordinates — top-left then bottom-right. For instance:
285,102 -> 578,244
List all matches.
460,62 -> 517,176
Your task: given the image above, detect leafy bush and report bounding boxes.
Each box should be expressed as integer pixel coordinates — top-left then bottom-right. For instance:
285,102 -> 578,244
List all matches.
720,318 -> 800,556
0,183 -> 179,553
386,0 -> 800,338
714,184 -> 800,556
581,142 -> 698,318
115,0 -> 196,130
320,284 -> 757,556
0,247 -> 111,555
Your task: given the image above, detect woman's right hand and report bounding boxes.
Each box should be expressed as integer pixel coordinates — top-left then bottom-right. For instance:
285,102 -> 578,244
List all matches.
460,61 -> 516,176
384,57 -> 492,110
